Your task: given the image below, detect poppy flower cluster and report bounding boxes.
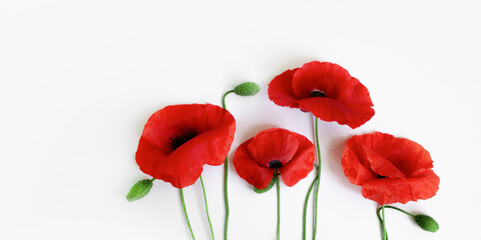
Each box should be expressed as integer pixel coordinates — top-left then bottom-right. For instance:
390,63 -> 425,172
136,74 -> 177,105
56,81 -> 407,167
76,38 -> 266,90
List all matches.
127,61 -> 439,240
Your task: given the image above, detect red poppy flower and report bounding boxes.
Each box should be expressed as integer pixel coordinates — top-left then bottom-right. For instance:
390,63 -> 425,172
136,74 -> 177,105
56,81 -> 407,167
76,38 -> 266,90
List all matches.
233,128 -> 315,189
268,61 -> 374,129
341,132 -> 440,205
135,104 -> 236,188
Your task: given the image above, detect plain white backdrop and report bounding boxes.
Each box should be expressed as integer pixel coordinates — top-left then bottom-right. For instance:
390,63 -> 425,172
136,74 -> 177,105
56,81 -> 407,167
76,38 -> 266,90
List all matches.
1,0 -> 480,239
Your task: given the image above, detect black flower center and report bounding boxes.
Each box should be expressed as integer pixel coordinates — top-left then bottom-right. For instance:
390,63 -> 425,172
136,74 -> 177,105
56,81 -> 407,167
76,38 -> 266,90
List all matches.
310,90 -> 326,98
169,130 -> 197,150
268,160 -> 283,169
377,174 -> 386,179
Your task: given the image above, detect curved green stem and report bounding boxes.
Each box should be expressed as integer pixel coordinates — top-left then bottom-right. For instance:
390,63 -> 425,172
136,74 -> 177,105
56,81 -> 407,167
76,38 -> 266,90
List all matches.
180,188 -> 196,240
200,175 -> 215,240
377,205 -> 415,218
276,175 -> 281,240
221,90 -> 234,240
302,175 -> 319,240
222,90 -> 234,109
376,206 -> 382,222
312,117 -> 322,240
376,205 -> 419,239
376,205 -> 389,240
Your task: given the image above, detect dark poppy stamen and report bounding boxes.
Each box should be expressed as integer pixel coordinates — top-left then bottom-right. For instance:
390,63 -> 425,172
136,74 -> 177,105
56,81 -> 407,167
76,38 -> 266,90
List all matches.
310,90 -> 326,98
169,130 -> 197,150
268,160 -> 283,169
377,174 -> 386,179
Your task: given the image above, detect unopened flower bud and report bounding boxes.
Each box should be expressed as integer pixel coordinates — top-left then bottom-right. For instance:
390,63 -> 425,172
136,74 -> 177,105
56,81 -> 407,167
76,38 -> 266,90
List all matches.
234,82 -> 260,96
414,214 -> 439,232
126,179 -> 154,202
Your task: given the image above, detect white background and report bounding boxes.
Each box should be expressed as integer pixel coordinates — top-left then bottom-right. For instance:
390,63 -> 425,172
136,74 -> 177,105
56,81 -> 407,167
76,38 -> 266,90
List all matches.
1,1 -> 480,239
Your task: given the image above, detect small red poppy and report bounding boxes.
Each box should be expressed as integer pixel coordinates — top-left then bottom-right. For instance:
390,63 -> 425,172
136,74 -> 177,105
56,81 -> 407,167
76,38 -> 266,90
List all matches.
268,61 -> 375,129
135,104 -> 236,188
341,132 -> 440,205
233,128 -> 315,189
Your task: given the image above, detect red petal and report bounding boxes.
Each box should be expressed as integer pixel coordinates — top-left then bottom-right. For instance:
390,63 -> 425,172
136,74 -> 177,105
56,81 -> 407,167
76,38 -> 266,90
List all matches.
291,61 -> 352,99
337,76 -> 375,109
342,146 -> 377,185
297,97 -> 374,129
361,170 -> 440,205
361,146 -> 406,179
387,137 -> 433,178
268,69 -> 300,108
136,137 -> 170,179
233,139 -> 276,189
136,135 -> 205,188
279,133 -> 315,187
136,104 -> 236,188
246,128 -> 301,167
358,132 -> 433,177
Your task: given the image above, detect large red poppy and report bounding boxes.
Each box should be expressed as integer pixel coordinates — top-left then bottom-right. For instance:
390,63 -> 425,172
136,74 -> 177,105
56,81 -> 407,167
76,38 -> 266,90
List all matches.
135,104 -> 236,188
268,61 -> 375,129
233,128 -> 315,189
341,132 -> 440,205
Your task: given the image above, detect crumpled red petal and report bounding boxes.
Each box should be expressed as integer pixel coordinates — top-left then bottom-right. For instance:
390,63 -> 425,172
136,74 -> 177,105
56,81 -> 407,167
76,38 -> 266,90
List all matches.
361,170 -> 440,205
136,104 -> 236,188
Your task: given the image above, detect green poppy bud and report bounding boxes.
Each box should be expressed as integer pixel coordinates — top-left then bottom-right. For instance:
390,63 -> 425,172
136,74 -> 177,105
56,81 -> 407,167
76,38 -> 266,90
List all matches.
234,82 -> 260,96
414,214 -> 439,232
126,179 -> 154,202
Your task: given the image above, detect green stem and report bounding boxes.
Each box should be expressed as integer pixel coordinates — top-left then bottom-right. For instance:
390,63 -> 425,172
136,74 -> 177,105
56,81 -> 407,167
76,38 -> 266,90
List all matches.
223,157 -> 229,240
376,205 -> 389,240
180,188 -> 196,240
221,90 -> 233,240
222,90 -> 234,109
376,205 -> 419,239
200,175 -> 215,240
276,175 -> 281,240
383,206 -> 387,240
302,175 -> 319,240
377,205 -> 415,218
312,117 -> 322,240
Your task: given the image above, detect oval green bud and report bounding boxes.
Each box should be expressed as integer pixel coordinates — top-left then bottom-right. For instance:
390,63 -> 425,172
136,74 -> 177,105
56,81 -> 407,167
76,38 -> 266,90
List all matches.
126,179 -> 154,202
414,214 -> 439,232
234,82 -> 260,96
